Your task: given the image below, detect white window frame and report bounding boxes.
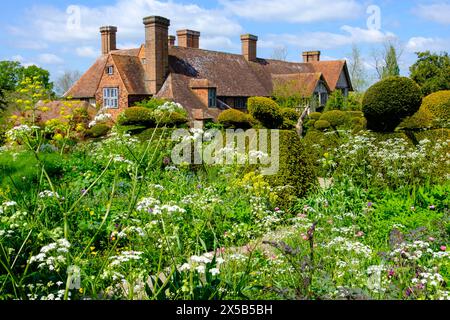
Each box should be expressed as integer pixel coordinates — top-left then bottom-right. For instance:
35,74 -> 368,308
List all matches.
103,87 -> 119,109
106,66 -> 114,75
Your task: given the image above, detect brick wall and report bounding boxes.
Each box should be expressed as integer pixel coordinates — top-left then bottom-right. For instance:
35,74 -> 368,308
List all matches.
95,55 -> 129,120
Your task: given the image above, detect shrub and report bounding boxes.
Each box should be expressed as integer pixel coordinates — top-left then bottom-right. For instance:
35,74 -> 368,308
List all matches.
362,76 -> 423,132
421,90 -> 450,124
266,130 -> 317,209
280,108 -> 300,122
134,97 -> 168,110
324,90 -> 345,111
247,97 -> 283,129
118,107 -> 156,127
308,112 -> 322,121
314,120 -> 331,130
347,111 -> 364,118
86,124 -> 110,138
279,108 -> 299,129
155,111 -> 188,127
397,108 -> 433,130
218,109 -> 253,129
319,110 -> 349,128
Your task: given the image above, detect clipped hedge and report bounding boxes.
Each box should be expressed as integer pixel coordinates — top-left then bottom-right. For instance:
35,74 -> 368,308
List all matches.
319,110 -> 349,128
363,76 -> 423,132
118,107 -> 156,127
308,112 -> 322,121
314,120 -> 331,130
397,108 -> 433,130
155,111 -> 188,127
266,130 -> 317,209
86,124 -> 110,138
247,97 -> 283,129
218,109 -> 253,129
421,90 -> 450,123
280,108 -> 300,122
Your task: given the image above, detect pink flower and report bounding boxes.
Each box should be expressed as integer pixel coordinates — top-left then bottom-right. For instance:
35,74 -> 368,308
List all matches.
302,234 -> 308,241
429,237 -> 435,242
356,231 -> 364,237
274,207 -> 280,212
440,246 -> 447,251
298,213 -> 307,219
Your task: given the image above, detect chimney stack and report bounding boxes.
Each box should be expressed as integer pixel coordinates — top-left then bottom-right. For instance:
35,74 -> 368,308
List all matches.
143,16 -> 170,95
241,34 -> 258,62
177,30 -> 200,48
168,35 -> 176,47
303,51 -> 321,62
100,26 -> 117,55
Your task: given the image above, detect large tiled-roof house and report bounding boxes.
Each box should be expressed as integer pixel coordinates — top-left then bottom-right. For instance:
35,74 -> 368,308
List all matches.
65,16 -> 353,125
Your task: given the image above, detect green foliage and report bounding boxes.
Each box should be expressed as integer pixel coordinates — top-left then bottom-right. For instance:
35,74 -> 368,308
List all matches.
86,124 -> 110,138
314,120 -> 331,130
118,107 -> 156,127
381,45 -> 400,79
279,108 -> 300,129
247,97 -> 283,129
410,51 -> 450,96
155,111 -> 188,128
134,97 -> 168,110
308,112 -> 322,121
266,130 -> 317,209
421,90 -> 450,123
363,76 -> 423,132
0,151 -> 64,191
272,80 -> 309,108
397,108 -> 433,131
319,110 -> 349,128
324,90 -> 345,111
218,109 -> 253,129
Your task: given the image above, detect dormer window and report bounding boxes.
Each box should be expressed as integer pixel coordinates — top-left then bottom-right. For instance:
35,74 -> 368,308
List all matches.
106,66 -> 114,75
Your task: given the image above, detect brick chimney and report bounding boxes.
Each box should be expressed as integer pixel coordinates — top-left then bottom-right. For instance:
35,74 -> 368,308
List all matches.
303,51 -> 321,62
241,34 -> 258,62
100,26 -> 117,55
168,35 -> 176,47
177,30 -> 200,48
143,16 -> 170,95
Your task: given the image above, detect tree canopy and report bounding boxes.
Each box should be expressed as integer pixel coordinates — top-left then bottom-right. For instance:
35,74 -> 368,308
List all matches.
409,51 -> 450,96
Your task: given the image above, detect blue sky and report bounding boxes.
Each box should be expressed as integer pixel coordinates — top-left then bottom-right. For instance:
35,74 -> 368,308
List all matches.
1,0 -> 449,84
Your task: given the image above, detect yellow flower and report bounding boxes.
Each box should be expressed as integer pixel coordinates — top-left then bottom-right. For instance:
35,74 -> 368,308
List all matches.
79,288 -> 84,294
90,246 -> 95,251
53,133 -> 64,141
89,211 -> 94,216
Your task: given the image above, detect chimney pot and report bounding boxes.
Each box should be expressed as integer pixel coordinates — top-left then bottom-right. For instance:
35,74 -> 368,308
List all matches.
100,26 -> 117,55
143,16 -> 171,94
177,30 -> 200,48
303,51 -> 321,62
241,34 -> 258,62
168,35 -> 176,47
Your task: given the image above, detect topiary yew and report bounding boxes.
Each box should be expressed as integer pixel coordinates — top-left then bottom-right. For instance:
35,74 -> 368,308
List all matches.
118,107 -> 156,127
362,76 -> 423,132
421,90 -> 450,123
247,97 -> 283,129
217,109 -> 253,129
266,130 -> 317,209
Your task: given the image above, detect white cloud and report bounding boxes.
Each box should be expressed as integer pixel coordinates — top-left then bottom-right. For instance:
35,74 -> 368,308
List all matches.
406,37 -> 450,53
76,46 -> 99,58
413,3 -> 450,25
220,0 -> 363,23
38,53 -> 64,65
15,0 -> 242,48
263,26 -> 397,50
11,55 -> 38,67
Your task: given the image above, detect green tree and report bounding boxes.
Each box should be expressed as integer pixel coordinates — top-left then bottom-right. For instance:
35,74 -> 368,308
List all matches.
410,51 -> 450,96
0,61 -> 22,110
382,45 -> 400,79
0,61 -> 54,110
